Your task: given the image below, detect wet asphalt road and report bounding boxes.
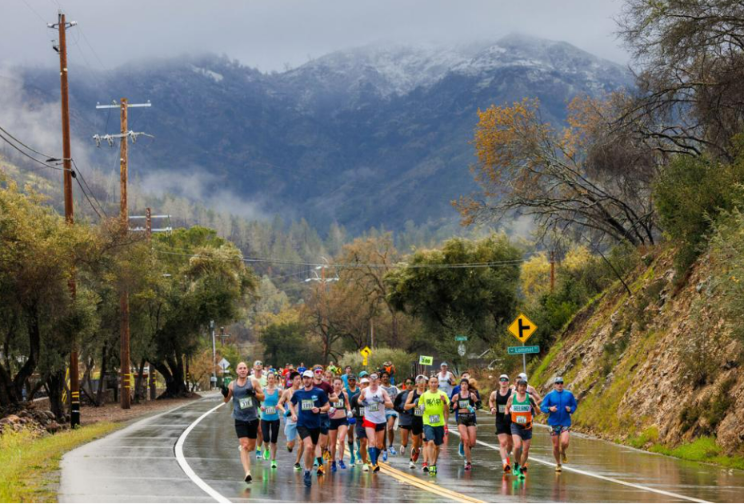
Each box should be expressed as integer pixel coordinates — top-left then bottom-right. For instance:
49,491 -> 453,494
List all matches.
60,394 -> 744,503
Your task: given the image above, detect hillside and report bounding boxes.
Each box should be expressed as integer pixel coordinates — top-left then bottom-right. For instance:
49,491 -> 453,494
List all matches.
14,34 -> 631,234
530,245 -> 744,463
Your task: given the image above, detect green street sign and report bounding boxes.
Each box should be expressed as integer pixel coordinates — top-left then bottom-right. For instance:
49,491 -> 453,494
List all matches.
455,335 -> 468,342
419,355 -> 434,365
507,345 -> 540,355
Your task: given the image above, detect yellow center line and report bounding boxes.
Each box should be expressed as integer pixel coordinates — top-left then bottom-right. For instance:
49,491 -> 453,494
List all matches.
380,462 -> 485,503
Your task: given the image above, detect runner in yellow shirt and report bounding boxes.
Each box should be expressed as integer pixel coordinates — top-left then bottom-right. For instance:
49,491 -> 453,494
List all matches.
417,376 -> 450,476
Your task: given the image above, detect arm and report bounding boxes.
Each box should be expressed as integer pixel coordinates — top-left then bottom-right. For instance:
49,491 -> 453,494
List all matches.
505,395 -> 513,413
540,392 -> 552,414
252,378 -> 265,402
289,396 -> 298,421
382,390 -> 394,409
223,382 -> 233,404
489,391 -> 496,413
404,392 -> 416,411
319,393 -> 331,413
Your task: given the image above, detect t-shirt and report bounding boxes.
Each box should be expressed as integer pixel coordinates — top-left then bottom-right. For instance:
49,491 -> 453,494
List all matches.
290,387 -> 329,429
381,384 -> 399,413
418,390 -> 450,427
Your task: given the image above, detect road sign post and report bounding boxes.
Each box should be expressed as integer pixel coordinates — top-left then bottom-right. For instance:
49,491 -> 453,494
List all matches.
360,346 -> 372,367
508,314 -> 538,375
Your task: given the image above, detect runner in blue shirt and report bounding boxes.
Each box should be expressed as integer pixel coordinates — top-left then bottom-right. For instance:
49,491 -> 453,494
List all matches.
290,370 -> 330,486
540,376 -> 577,472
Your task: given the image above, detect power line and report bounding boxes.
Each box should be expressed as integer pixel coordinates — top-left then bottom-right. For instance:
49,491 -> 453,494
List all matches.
71,158 -> 108,218
0,125 -> 57,159
74,175 -> 103,220
19,0 -> 46,23
0,132 -> 69,172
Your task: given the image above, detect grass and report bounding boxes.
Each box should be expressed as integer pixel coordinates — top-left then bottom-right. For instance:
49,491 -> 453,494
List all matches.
650,436 -> 744,471
628,426 -> 660,449
0,422 -> 119,502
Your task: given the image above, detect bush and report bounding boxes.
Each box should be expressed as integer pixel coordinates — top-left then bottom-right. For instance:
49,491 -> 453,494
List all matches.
338,348 -> 417,381
653,152 -> 744,276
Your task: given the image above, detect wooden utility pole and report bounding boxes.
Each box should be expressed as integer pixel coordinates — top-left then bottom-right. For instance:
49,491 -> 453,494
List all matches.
51,12 -> 80,427
119,98 -> 131,409
550,250 -> 556,294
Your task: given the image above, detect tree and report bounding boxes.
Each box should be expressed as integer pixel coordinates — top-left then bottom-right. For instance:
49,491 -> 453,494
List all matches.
457,97 -> 657,246
260,321 -> 322,366
385,234 -> 522,345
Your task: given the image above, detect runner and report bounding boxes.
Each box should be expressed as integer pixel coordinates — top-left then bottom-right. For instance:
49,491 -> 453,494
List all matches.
259,372 -> 281,468
436,362 -> 455,399
289,369 -> 330,487
345,373 -> 359,464
328,377 -> 352,472
540,376 -> 577,472
505,378 -> 539,480
252,360 -> 268,460
350,377 -> 371,471
489,374 -> 514,473
380,370 -> 399,460
277,371 -> 304,470
359,372 -> 394,472
417,376 -> 449,476
312,365 -> 334,469
450,378 -> 478,470
221,361 -> 265,483
404,375 -> 428,470
394,377 -> 415,464
341,365 -> 353,392
451,372 -> 480,457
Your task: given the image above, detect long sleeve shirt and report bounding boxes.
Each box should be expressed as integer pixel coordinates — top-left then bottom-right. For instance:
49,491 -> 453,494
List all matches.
540,389 -> 578,426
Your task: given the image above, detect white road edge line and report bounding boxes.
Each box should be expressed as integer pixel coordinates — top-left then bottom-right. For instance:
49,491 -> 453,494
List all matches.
174,401 -> 230,504
448,429 -> 710,503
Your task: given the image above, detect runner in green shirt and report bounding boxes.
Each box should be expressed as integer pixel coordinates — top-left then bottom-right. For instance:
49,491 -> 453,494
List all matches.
417,376 -> 450,476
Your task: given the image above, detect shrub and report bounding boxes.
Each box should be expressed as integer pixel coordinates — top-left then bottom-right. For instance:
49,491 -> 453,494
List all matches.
338,347 -> 417,381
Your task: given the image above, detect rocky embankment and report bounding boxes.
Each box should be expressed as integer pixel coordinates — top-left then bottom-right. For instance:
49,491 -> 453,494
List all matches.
531,247 -> 744,455
0,406 -> 67,435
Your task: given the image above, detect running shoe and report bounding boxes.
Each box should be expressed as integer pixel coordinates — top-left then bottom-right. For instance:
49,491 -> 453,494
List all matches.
244,472 -> 252,483
287,445 -> 293,453
338,460 -> 347,470
561,450 -> 568,464
331,461 -> 337,473
255,449 -> 262,460
465,462 -> 472,471
458,442 -> 465,457
422,462 -> 429,473
263,449 -> 270,460
412,448 -> 420,463
313,458 -> 319,467
294,463 -> 302,471
520,466 -> 528,479
323,449 -> 331,461
513,464 -> 521,477
372,463 -> 380,473
303,470 -> 311,487
349,453 -> 356,465
504,463 -> 512,474
382,450 -> 388,462
389,446 -> 397,456
430,465 -> 437,476
555,464 -> 562,473
362,464 -> 370,472
399,445 -> 406,457
356,457 -> 363,466
317,464 -> 325,476
271,460 -> 277,469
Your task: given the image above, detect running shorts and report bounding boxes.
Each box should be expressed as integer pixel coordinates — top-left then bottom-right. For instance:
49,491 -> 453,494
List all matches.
550,425 -> 570,436
495,417 -> 511,435
385,410 -> 399,420
510,422 -> 533,441
457,413 -> 477,427
355,420 -> 367,439
411,418 -> 424,436
423,425 -> 445,446
363,418 -> 387,432
284,421 -> 298,442
235,419 -> 259,439
399,418 -> 413,430
319,415 -> 331,435
329,417 -> 349,430
297,426 -> 321,445
261,419 -> 280,444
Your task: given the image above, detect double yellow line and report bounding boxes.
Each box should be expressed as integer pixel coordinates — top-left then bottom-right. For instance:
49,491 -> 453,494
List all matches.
378,461 -> 484,503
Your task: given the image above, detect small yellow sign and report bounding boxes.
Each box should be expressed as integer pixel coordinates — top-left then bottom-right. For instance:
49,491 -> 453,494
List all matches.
360,346 -> 372,358
508,314 -> 537,343
362,357 -> 368,366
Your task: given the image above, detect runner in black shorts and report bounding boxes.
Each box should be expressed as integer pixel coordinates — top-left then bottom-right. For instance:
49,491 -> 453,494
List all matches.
328,377 -> 351,472
404,375 -> 428,470
489,374 -> 513,473
350,377 -> 370,469
394,377 -> 415,461
290,370 -> 330,487
451,378 -> 479,470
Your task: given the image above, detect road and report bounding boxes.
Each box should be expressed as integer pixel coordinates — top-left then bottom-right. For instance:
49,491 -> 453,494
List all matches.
60,394 -> 744,503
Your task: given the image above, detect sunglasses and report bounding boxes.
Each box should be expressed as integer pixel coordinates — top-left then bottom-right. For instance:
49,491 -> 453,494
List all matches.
555,382 -> 564,385
499,378 -> 509,382
314,370 -> 323,373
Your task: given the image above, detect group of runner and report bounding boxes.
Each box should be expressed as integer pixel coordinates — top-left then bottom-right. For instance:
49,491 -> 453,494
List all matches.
221,359 -> 577,486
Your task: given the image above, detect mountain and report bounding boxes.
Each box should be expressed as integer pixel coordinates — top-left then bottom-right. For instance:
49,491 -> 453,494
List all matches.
18,34 -> 632,233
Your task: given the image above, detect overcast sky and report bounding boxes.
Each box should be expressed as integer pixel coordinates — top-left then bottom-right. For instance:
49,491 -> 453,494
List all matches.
4,0 -> 629,72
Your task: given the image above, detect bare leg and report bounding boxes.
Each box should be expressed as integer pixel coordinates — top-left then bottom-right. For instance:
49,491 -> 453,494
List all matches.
239,438 -> 252,475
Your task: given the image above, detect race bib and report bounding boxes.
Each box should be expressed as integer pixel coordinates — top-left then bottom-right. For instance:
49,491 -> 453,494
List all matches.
264,406 -> 276,415
238,397 -> 253,410
333,399 -> 344,409
458,399 -> 470,409
367,403 -> 380,412
414,405 -> 424,416
498,404 -> 506,414
428,414 -> 440,424
515,415 -> 527,425
301,399 -> 314,411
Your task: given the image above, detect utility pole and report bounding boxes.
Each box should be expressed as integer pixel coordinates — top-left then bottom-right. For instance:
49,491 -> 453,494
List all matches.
94,99 -> 152,409
49,12 -> 80,428
550,250 -> 556,294
210,320 -> 217,389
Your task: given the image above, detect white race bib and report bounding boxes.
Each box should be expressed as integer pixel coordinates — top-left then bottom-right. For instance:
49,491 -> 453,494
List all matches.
264,406 -> 276,415
498,404 -> 506,414
414,405 -> 424,416
367,403 -> 380,412
301,399 -> 314,411
515,415 -> 527,425
428,414 -> 440,424
238,397 -> 253,410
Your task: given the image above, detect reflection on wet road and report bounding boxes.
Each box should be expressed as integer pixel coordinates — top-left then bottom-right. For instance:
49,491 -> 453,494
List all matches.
60,395 -> 744,502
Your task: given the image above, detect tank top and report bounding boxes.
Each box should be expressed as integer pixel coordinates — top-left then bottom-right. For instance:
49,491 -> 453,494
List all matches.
411,390 -> 425,419
363,386 -> 387,424
284,388 -> 298,424
262,388 -> 280,421
495,388 -> 512,421
232,378 -> 259,422
330,391 -> 347,419
510,392 -> 533,428
454,392 -> 476,412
